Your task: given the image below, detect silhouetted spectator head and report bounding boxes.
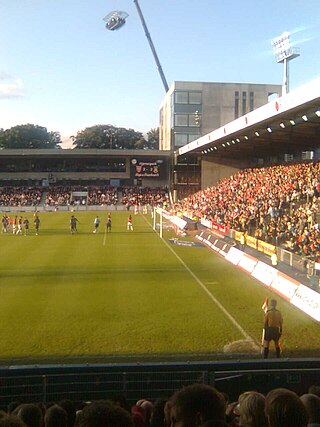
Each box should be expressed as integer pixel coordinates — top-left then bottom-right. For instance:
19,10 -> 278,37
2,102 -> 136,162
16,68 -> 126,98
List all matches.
300,393 -> 320,424
111,395 -> 131,414
308,385 -> 320,397
16,404 -> 42,427
58,401 -> 76,427
0,415 -> 27,427
220,393 -> 229,408
136,401 -> 153,426
238,391 -> 266,427
265,388 -> 308,427
44,405 -> 67,427
170,384 -> 226,427
8,404 -> 21,415
79,401 -> 133,427
163,401 -> 171,427
150,398 -> 167,427
131,406 -> 145,427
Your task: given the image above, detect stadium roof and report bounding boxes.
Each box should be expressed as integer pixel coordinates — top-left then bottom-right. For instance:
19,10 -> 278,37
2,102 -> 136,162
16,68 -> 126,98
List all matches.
177,77 -> 320,160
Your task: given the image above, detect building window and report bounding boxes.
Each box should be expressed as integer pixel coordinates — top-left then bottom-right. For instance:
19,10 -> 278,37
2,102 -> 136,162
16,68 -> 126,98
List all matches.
174,91 -> 202,104
188,134 -> 199,143
189,92 -> 202,104
249,91 -> 254,111
175,91 -> 188,104
175,114 -> 188,126
174,134 -> 188,146
235,91 -> 239,119
188,114 -> 200,127
242,91 -> 247,115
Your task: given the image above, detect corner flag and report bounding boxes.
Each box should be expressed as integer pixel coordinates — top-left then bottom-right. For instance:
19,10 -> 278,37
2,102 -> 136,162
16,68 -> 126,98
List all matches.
262,297 -> 269,313
261,297 -> 269,353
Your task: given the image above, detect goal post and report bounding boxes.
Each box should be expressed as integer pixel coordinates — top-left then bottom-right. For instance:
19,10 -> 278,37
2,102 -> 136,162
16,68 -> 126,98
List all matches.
153,206 -> 163,238
153,207 -> 188,239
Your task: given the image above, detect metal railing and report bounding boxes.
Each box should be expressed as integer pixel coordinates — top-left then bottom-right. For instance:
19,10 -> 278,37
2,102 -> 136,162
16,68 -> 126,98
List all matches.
1,361 -> 320,408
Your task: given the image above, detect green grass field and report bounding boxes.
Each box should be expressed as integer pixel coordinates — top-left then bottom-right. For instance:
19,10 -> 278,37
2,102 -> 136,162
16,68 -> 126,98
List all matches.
0,210 -> 319,365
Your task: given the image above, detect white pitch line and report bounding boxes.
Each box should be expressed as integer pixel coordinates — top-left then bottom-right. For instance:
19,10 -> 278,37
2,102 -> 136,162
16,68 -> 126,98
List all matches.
103,231 -> 107,246
143,215 -> 258,346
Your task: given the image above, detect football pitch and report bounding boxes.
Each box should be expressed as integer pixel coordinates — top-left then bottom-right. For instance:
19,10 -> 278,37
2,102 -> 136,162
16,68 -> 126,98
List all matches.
0,210 -> 319,365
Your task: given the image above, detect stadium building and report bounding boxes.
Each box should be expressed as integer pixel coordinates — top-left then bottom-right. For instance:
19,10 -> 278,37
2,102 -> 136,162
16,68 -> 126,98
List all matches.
173,77 -> 320,200
0,149 -> 171,188
159,81 -> 281,151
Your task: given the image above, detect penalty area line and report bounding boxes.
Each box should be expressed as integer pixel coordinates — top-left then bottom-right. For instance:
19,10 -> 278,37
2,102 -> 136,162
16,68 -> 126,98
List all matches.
142,214 -> 259,348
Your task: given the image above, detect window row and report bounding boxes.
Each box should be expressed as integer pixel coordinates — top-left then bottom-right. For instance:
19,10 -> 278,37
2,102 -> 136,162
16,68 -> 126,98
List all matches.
174,91 -> 202,104
174,133 -> 200,147
174,113 -> 201,127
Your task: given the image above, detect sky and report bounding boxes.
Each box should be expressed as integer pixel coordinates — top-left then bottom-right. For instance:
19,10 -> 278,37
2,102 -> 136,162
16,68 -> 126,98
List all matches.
0,0 -> 319,146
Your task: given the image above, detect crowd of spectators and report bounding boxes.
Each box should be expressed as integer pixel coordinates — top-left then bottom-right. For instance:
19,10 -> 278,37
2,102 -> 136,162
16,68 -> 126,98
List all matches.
176,161 -> 320,262
44,186 -> 168,207
0,185 -> 169,211
121,187 -> 169,209
45,187 -> 72,207
0,187 -> 42,207
45,186 -> 119,207
87,187 -> 118,206
1,383 -> 320,427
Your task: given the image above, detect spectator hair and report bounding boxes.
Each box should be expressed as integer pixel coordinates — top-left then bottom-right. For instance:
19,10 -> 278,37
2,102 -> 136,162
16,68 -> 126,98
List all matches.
265,388 -> 308,427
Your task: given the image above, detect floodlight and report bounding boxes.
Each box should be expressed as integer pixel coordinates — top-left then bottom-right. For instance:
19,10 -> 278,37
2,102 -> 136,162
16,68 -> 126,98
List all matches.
236,138 -> 240,143
280,122 -> 286,128
222,143 -> 226,147
290,119 -> 296,125
103,11 -> 129,31
272,32 -> 300,95
315,110 -> 320,117
214,146 -> 218,150
267,127 -> 272,133
103,1 -> 169,92
244,136 -> 249,140
255,131 -> 260,137
302,115 -> 308,121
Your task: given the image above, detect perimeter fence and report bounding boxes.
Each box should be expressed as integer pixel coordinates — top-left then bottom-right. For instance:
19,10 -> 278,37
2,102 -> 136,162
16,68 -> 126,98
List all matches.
1,360 -> 320,409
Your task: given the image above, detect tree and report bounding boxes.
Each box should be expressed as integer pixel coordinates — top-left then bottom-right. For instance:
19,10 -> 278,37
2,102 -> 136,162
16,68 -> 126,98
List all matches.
72,125 -> 144,150
0,124 -> 61,149
146,127 -> 159,149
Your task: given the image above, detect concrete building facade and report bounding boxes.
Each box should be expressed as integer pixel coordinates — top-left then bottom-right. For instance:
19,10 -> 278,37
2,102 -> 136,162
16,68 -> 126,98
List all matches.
159,81 -> 281,151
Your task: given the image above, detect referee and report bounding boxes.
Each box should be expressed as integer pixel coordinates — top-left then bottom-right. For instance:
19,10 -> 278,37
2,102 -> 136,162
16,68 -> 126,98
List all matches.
263,299 -> 283,358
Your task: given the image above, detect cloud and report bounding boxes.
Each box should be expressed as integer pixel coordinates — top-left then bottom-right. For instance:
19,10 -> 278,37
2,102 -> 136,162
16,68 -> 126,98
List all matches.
0,73 -> 25,99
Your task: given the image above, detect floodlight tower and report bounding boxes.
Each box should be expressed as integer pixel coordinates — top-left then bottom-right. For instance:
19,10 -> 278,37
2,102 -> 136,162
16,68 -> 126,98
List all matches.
104,2 -> 169,92
133,0 -> 169,92
272,32 -> 300,96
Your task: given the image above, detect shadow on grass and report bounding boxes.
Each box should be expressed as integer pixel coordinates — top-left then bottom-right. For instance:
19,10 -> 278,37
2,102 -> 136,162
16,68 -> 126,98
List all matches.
0,266 -> 178,281
23,230 -> 154,236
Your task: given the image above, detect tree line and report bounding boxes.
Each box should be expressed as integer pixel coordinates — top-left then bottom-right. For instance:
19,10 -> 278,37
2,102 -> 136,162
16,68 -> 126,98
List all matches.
0,124 -> 159,150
